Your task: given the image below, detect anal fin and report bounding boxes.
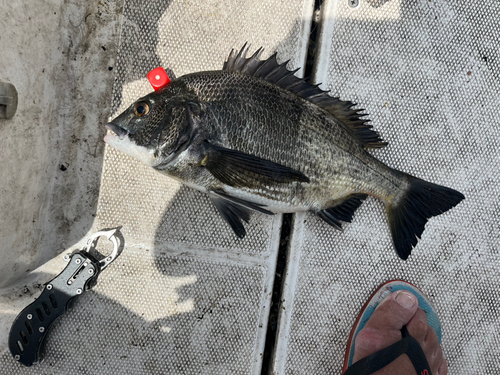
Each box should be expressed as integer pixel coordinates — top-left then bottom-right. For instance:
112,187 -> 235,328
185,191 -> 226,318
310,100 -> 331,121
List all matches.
316,194 -> 367,230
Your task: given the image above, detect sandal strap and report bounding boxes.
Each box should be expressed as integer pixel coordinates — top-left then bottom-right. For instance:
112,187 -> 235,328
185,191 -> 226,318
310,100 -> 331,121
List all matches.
343,326 -> 432,375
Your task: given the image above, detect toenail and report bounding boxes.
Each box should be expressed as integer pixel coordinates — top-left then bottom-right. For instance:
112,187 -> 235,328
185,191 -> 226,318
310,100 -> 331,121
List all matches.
394,291 -> 416,309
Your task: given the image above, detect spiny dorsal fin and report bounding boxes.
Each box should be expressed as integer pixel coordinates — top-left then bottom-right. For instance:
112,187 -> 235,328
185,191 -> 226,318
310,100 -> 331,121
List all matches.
223,43 -> 388,149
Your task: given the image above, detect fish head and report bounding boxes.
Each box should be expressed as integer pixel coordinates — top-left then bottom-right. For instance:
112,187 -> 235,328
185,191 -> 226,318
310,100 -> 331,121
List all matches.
104,86 -> 196,169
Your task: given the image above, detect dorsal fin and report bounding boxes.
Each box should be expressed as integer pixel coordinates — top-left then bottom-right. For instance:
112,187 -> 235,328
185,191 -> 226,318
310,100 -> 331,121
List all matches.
223,43 -> 388,149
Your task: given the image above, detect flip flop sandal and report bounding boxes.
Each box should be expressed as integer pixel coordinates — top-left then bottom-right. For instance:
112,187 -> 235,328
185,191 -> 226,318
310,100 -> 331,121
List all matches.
343,280 -> 442,375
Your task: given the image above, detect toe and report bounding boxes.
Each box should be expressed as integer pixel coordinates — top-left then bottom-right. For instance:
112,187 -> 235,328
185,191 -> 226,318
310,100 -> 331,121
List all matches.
353,291 -> 419,362
365,290 -> 419,331
349,288 -> 448,375
438,356 -> 448,375
423,325 -> 443,372
406,308 -> 428,343
407,307 -> 444,374
424,323 -> 439,350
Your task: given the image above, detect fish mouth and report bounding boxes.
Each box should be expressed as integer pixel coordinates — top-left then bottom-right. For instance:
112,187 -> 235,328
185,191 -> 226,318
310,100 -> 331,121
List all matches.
105,123 -> 129,140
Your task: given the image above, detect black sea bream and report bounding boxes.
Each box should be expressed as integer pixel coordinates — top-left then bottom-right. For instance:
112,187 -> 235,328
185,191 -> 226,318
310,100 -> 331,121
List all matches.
104,45 -> 464,259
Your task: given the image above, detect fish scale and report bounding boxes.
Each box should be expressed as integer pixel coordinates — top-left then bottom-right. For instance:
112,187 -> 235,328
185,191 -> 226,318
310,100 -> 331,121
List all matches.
180,71 -> 395,203
104,45 -> 464,259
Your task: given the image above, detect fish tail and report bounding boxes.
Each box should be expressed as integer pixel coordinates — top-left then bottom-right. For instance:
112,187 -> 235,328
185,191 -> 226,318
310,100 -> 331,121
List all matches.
387,174 -> 464,260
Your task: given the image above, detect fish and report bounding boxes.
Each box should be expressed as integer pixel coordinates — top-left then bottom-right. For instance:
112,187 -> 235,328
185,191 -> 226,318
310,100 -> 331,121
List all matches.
104,44 -> 464,260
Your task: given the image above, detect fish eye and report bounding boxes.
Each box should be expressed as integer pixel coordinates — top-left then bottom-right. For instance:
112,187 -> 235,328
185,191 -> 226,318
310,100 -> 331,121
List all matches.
134,102 -> 150,117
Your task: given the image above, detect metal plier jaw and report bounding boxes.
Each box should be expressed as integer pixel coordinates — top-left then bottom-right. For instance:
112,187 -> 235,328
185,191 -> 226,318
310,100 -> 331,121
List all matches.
9,229 -> 121,366
82,228 -> 120,271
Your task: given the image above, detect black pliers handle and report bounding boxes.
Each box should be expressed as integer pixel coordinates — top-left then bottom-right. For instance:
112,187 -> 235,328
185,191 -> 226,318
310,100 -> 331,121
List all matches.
9,229 -> 120,366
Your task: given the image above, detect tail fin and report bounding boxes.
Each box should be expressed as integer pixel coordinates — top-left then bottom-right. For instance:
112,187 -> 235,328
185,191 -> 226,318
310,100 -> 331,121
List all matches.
387,174 -> 464,260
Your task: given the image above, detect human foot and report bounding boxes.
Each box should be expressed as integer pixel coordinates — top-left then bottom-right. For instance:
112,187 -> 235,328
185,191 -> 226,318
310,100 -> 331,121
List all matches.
343,281 -> 448,375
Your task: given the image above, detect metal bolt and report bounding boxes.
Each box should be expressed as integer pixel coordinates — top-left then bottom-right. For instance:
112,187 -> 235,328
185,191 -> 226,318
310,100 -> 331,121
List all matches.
348,0 -> 359,7
106,256 -> 112,262
88,268 -> 94,274
27,314 -> 32,320
0,82 -> 18,119
14,355 -> 20,361
63,254 -> 70,262
39,327 -> 45,333
46,284 -> 52,290
313,9 -> 321,23
75,258 -> 81,264
83,262 -> 88,267
68,280 -> 73,285
76,288 -> 82,295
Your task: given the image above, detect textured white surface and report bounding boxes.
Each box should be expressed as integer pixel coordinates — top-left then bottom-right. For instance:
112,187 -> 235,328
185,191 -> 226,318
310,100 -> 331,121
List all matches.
3,0 -> 498,373
0,0 -> 315,373
0,248 -> 270,374
274,0 -> 500,374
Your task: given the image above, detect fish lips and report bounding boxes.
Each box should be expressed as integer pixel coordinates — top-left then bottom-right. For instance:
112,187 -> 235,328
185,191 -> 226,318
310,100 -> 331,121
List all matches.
103,121 -> 194,170
105,123 -> 129,141
104,122 -> 157,167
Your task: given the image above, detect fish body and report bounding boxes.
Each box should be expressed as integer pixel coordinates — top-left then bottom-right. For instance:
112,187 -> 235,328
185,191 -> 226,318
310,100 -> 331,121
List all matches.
105,45 -> 464,259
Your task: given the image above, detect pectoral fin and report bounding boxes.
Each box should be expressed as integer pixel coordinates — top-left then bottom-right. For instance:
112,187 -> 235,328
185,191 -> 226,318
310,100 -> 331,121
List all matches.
202,141 -> 310,188
209,190 -> 274,238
